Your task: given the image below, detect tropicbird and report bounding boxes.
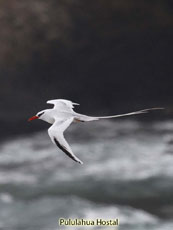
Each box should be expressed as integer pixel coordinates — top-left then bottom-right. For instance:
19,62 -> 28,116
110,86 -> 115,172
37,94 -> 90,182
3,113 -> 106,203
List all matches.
28,99 -> 162,164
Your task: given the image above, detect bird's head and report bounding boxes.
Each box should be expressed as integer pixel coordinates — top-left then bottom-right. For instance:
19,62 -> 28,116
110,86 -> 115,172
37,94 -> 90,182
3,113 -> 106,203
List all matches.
28,111 -> 45,121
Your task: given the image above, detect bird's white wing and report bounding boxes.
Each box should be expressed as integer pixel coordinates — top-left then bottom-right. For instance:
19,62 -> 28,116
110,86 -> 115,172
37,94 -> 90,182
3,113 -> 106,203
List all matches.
48,117 -> 83,164
47,99 -> 79,112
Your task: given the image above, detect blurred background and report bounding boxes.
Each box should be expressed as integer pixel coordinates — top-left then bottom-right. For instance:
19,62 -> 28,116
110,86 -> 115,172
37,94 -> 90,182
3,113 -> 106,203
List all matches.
0,0 -> 173,229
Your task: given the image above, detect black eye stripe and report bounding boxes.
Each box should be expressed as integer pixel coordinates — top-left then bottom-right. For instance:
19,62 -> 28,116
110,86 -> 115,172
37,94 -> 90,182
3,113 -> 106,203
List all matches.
38,112 -> 44,117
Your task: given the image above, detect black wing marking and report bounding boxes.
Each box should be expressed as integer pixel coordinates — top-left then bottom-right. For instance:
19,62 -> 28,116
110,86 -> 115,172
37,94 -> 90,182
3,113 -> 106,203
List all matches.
54,138 -> 82,164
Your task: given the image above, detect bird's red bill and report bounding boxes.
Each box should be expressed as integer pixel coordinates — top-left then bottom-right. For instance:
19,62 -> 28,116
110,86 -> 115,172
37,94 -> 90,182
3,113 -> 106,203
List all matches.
28,116 -> 39,121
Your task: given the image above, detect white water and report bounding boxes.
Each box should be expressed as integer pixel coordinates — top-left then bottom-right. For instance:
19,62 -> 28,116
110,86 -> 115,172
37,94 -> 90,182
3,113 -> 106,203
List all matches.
0,120 -> 173,230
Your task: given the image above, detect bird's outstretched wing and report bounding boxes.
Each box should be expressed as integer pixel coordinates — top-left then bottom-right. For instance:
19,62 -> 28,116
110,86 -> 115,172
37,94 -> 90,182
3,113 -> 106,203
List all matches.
47,99 -> 79,112
48,117 -> 83,164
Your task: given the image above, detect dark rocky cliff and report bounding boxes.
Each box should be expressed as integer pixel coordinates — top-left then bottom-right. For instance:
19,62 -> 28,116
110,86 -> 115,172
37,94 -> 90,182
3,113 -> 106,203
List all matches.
0,0 -> 172,138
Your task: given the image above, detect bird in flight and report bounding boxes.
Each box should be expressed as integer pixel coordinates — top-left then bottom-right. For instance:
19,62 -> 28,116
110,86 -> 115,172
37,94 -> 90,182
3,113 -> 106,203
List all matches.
28,99 -> 162,164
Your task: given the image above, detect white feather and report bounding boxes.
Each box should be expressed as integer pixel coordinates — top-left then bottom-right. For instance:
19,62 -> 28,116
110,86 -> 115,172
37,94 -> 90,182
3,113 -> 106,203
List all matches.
48,117 -> 83,164
32,99 -> 163,164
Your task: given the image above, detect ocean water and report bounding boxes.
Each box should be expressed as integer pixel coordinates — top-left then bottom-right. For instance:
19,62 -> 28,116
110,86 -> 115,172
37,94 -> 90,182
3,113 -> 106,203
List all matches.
0,120 -> 173,230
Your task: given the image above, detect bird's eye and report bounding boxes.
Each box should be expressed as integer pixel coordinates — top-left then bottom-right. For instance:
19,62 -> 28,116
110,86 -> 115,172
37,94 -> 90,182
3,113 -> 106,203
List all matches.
38,112 -> 44,117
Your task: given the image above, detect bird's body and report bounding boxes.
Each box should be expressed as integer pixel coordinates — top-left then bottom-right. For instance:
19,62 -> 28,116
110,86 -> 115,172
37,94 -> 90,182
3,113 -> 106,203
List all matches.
28,99 -> 162,164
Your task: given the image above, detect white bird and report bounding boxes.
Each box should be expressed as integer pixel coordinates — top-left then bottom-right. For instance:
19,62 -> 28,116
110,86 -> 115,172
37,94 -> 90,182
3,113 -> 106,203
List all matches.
28,99 -> 162,164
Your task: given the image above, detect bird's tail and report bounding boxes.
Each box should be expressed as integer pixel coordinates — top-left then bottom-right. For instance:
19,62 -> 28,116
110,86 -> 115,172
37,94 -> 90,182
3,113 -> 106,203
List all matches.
75,108 -> 163,122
